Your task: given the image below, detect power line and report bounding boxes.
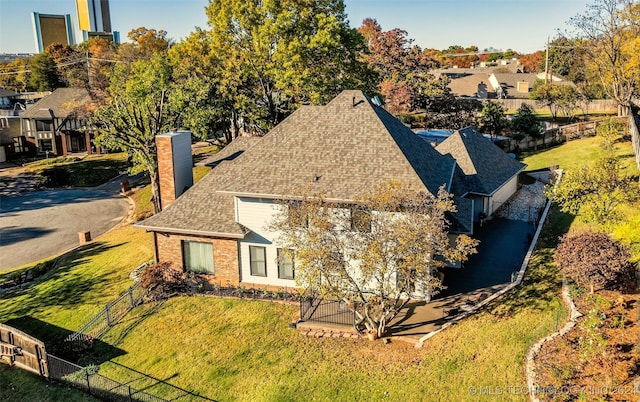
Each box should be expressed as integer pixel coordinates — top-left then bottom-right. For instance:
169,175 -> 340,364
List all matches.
0,57 -> 121,75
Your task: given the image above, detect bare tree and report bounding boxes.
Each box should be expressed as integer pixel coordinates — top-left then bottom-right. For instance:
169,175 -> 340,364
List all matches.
569,0 -> 640,116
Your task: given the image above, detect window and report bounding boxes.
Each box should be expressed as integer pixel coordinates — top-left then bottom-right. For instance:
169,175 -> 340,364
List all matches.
38,139 -> 53,153
182,241 -> 214,274
249,246 -> 267,277
277,248 -> 294,280
36,120 -> 52,132
350,206 -> 371,232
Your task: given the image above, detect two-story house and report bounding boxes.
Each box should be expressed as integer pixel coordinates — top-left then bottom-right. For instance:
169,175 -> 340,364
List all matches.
20,88 -> 94,156
137,90 -> 524,293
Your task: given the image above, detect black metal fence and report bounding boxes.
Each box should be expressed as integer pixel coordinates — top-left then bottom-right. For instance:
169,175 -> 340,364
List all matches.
66,282 -> 146,343
300,298 -> 358,328
47,354 -> 168,402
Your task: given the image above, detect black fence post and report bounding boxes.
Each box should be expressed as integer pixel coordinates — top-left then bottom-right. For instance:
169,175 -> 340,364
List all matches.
128,287 -> 134,308
86,370 -> 92,395
106,305 -> 111,327
128,385 -> 133,401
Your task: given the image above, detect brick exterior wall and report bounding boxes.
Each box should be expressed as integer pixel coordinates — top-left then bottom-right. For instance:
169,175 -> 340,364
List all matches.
155,232 -> 240,286
156,135 -> 176,210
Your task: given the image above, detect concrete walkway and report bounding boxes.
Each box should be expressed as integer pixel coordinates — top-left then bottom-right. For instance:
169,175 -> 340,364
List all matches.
388,217 -> 535,342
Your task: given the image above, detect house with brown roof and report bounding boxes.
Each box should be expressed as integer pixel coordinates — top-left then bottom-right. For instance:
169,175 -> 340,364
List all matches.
137,91 -> 522,294
20,88 -> 95,156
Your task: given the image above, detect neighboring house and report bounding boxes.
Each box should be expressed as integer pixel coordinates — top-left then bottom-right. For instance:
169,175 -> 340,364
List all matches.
436,127 -> 526,221
0,116 -> 34,162
488,73 -> 539,99
0,88 -> 17,108
20,88 -> 94,156
137,91 -> 524,293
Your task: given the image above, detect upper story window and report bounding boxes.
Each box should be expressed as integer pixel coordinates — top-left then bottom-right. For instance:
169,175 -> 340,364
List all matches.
36,120 -> 52,132
350,206 -> 371,232
183,240 -> 214,274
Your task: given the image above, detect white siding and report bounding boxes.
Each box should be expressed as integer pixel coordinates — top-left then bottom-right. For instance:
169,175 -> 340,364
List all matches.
488,175 -> 519,215
236,197 -> 296,287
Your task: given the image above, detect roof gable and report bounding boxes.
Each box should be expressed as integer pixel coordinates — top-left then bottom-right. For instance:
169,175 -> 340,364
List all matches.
436,127 -> 526,195
218,90 -> 455,200
21,88 -> 91,119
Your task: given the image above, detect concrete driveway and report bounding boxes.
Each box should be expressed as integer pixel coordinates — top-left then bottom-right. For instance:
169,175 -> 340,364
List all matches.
0,189 -> 129,270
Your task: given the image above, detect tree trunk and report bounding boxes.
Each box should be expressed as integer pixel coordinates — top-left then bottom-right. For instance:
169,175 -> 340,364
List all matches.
150,170 -> 162,214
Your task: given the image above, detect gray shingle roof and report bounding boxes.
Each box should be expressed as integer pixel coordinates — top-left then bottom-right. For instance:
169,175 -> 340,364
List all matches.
197,136 -> 262,167
436,127 -> 526,196
21,88 -> 91,119
217,90 -> 456,199
138,90 -> 471,235
136,162 -> 248,237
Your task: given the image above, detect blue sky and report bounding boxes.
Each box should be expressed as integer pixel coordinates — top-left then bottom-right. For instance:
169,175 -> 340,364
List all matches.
0,0 -> 592,54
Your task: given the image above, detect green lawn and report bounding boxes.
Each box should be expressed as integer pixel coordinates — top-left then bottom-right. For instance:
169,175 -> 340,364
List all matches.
25,153 -> 130,188
0,225 -> 153,355
0,364 -> 99,402
520,137 -> 635,171
522,136 -> 640,261
91,204 -> 569,402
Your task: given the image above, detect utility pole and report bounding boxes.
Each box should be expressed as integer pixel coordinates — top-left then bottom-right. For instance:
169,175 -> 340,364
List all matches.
544,35 -> 550,84
86,50 -> 91,89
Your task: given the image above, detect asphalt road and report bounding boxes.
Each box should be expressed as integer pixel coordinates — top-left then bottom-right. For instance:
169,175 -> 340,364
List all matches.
0,189 -> 129,271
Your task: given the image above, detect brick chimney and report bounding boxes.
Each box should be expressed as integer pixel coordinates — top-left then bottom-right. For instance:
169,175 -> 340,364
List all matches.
156,131 -> 193,210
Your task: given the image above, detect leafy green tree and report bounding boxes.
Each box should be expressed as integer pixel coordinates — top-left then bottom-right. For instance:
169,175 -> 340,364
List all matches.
91,54 -> 183,213
510,103 -> 543,146
555,230 -> 634,293
28,53 -> 63,91
270,180 -> 478,338
478,101 -> 508,140
550,156 -> 637,225
206,0 -> 375,134
596,116 -> 625,155
167,28 -> 237,143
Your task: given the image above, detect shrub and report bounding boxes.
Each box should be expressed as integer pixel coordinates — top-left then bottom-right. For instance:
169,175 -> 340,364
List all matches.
555,230 -> 635,293
139,262 -> 187,300
40,167 -> 71,187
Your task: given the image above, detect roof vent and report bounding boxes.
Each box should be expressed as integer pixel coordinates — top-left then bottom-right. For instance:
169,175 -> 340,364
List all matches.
313,174 -> 322,182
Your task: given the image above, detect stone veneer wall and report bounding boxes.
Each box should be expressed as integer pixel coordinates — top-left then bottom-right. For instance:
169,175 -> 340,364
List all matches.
155,232 -> 240,286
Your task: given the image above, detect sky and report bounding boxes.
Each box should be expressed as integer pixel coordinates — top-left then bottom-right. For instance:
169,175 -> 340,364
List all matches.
0,0 -> 593,55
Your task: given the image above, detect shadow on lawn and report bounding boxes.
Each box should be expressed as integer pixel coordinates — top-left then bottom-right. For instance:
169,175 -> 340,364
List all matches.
104,361 -> 217,401
3,316 -> 126,364
0,242 -> 123,322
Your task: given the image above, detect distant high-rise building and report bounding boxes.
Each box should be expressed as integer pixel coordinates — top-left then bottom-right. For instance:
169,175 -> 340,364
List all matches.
75,0 -> 119,43
76,0 -> 111,33
31,13 -> 75,53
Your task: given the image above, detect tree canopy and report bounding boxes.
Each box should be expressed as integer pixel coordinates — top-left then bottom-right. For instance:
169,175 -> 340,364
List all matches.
550,156 -> 637,225
270,180 -> 478,337
205,0 -> 375,134
555,230 -> 634,293
91,54 -> 181,213
569,0 -> 640,116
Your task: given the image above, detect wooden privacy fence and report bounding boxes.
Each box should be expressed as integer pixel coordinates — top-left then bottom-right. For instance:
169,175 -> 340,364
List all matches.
0,323 -> 48,376
66,281 -> 146,343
